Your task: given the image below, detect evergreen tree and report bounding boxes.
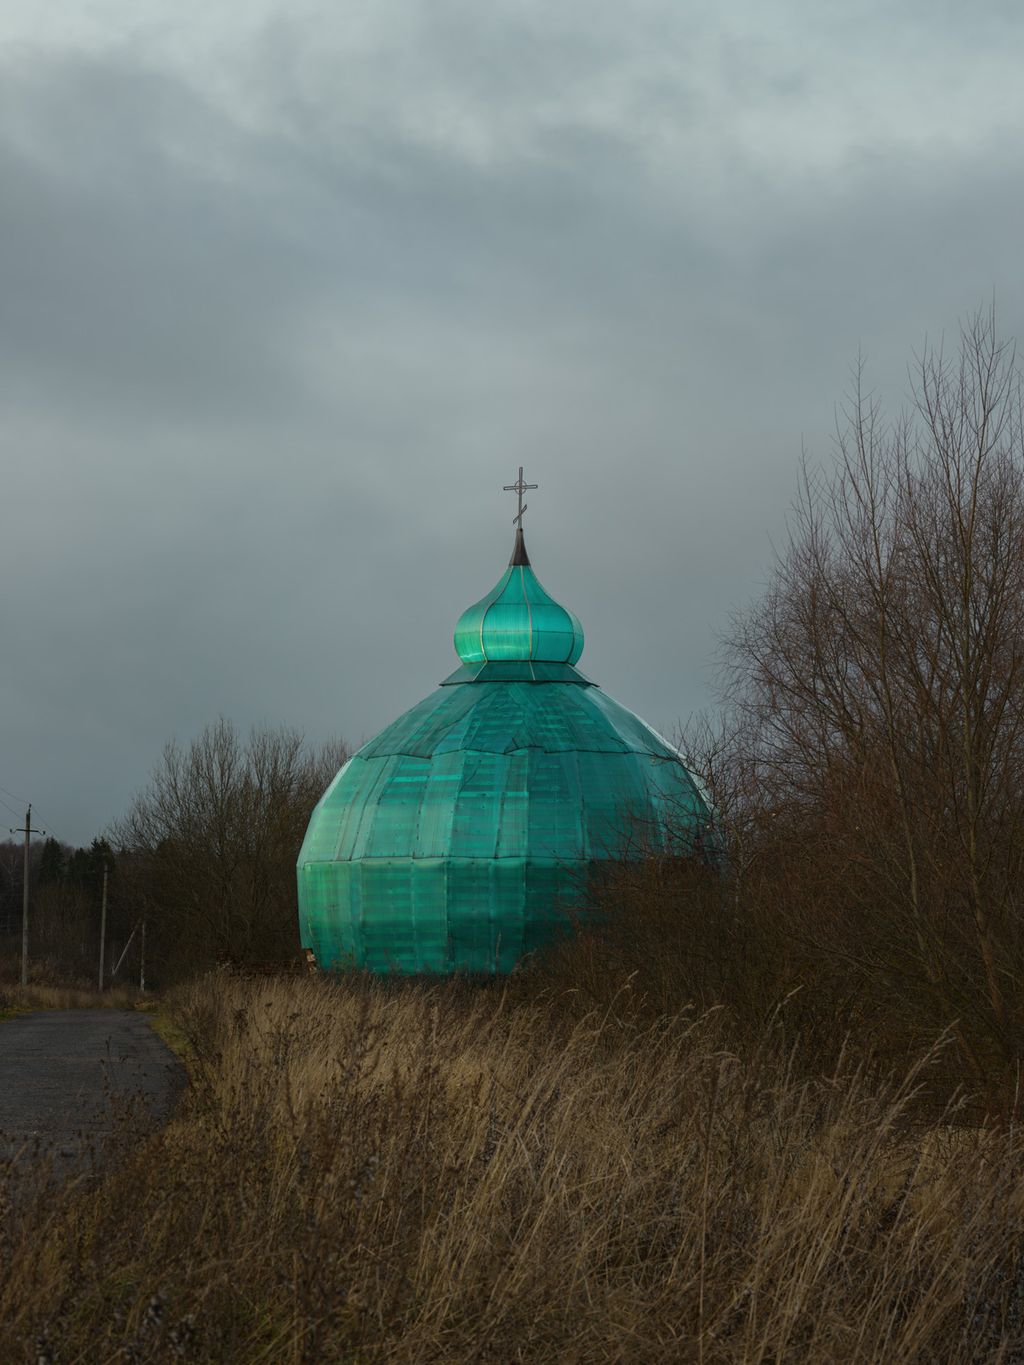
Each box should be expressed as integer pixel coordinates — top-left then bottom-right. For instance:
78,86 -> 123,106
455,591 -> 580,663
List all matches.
36,837 -> 67,887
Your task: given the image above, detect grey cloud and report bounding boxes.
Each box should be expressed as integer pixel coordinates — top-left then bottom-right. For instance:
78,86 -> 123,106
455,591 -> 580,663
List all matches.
1,8 -> 1023,842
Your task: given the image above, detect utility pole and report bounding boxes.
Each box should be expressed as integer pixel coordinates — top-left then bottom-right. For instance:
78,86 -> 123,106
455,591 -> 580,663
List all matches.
110,920 -> 137,980
10,805 -> 45,987
97,862 -> 109,991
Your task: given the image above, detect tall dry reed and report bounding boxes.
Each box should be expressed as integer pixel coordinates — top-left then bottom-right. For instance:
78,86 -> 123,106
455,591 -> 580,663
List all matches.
2,970 -> 1023,1362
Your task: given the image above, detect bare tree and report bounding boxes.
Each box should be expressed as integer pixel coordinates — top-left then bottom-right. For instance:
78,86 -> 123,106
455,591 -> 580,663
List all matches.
722,309 -> 1024,1082
114,719 -> 348,978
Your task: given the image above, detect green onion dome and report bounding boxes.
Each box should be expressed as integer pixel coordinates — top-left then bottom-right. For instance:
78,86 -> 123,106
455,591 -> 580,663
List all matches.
453,527 -> 584,665
298,527 -> 714,975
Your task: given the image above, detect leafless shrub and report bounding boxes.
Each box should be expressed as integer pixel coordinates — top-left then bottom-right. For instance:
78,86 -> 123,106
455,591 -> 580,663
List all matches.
113,719 -> 347,979
706,308 -> 1024,1098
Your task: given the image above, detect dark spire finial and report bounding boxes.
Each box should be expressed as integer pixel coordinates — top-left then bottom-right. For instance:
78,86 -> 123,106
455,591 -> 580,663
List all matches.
509,525 -> 531,566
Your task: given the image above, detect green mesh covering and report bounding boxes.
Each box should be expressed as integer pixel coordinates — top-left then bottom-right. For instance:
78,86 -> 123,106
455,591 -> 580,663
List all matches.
298,530 -> 713,975
440,660 -> 594,685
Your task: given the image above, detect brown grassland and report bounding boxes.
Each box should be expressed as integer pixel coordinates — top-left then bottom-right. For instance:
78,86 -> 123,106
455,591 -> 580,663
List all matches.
2,937 -> 1023,1363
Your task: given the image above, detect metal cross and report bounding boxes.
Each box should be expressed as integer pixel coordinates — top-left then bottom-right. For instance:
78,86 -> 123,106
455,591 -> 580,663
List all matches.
503,466 -> 538,527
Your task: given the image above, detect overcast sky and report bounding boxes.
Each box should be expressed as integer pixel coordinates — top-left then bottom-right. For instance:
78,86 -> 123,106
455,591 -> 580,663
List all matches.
2,0 -> 1023,844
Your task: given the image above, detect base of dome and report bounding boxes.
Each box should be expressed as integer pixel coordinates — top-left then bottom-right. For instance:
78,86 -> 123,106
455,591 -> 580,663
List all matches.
299,854 -> 592,974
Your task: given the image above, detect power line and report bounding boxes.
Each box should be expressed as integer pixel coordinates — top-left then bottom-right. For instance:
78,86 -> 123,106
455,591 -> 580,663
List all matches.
2,782 -> 85,851
28,809 -> 65,847
0,784 -> 56,840
0,788 -> 66,847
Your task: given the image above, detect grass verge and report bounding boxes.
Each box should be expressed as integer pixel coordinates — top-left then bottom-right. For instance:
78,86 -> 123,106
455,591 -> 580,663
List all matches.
147,1001 -> 196,1071
0,982 -> 151,1012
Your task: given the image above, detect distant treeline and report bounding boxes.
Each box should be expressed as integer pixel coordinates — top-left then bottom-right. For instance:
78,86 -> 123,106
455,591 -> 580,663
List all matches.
0,835 -> 119,976
0,725 -> 347,987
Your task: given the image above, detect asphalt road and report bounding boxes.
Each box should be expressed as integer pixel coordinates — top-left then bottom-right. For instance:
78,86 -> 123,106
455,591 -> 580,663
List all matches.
0,1009 -> 184,1181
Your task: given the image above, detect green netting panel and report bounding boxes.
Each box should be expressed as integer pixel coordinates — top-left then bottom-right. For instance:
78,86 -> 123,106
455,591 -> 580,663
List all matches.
440,660 -> 594,685
354,681 -> 658,765
298,678 -> 715,974
299,855 -> 582,974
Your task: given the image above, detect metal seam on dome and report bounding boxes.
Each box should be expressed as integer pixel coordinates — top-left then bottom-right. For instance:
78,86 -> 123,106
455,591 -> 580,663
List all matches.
354,745 -> 684,762
335,751 -> 393,858
304,853 -> 595,864
521,566 -> 533,661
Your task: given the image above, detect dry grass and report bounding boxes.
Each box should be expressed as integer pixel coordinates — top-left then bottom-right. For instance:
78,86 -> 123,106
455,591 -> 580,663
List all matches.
0,981 -> 149,1013
2,970 -> 1023,1363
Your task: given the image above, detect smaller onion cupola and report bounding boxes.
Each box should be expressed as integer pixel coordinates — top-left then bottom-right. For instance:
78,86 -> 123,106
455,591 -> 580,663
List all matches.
453,469 -> 584,667
453,526 -> 584,666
